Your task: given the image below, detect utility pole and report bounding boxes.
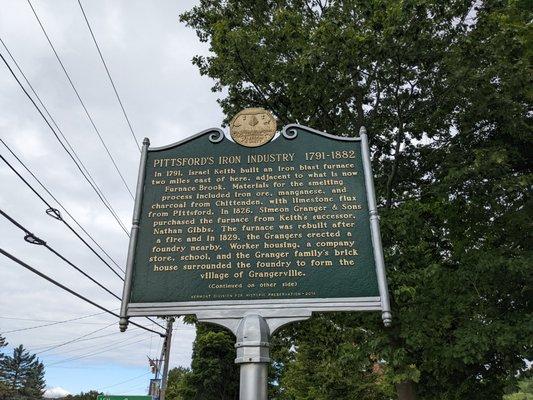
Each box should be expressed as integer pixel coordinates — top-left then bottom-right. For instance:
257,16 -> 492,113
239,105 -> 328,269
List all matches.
155,338 -> 165,380
159,317 -> 174,400
148,356 -> 162,397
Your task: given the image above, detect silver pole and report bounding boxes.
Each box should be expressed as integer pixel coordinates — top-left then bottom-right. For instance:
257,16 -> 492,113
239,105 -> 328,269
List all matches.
120,137 -> 150,332
159,317 -> 174,400
240,364 -> 268,400
235,315 -> 270,400
360,126 -> 392,326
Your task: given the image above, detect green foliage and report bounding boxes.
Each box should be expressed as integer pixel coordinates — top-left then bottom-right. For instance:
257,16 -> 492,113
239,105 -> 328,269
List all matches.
62,390 -> 103,400
166,367 -> 192,400
167,322 -> 238,400
180,0 -> 532,399
504,376 -> 533,400
0,343 -> 46,400
270,314 -> 395,400
0,336 -> 8,399
20,362 -> 45,399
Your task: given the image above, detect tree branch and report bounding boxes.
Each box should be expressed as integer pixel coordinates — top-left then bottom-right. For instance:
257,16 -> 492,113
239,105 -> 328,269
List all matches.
232,42 -> 290,123
386,56 -> 405,208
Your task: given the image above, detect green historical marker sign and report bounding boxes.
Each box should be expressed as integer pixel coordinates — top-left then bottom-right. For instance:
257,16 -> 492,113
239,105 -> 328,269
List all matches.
132,128 -> 377,302
120,116 -> 391,330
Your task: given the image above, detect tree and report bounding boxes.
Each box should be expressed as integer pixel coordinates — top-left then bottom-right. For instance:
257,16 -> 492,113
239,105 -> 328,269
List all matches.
504,376 -> 533,400
270,314 -> 394,400
20,362 -> 45,400
180,0 -> 532,399
62,390 -> 103,400
166,367 -> 192,400
0,336 -> 8,399
379,3 -> 532,398
168,321 -> 239,400
0,344 -> 46,400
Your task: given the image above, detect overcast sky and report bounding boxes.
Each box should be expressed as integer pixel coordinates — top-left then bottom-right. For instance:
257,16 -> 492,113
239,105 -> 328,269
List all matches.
0,0 -> 225,396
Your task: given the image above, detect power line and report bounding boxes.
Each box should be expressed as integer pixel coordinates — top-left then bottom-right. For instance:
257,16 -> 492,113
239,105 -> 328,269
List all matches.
42,331 -> 148,366
35,322 -> 116,355
0,152 -> 126,279
0,51 -> 130,236
46,333 -> 151,367
99,372 -> 151,391
41,328 -> 147,358
0,208 -> 122,301
0,316 -> 112,324
1,311 -> 110,334
122,385 -> 150,395
145,317 -> 165,331
77,0 -> 141,153
0,248 -> 164,337
26,0 -> 136,199
46,366 -> 119,370
0,208 -> 165,331
148,322 -> 155,357
0,42 -> 164,331
0,36 -> 130,239
152,332 -> 163,361
0,36 -> 124,223
0,136 -> 125,273
33,325 -> 140,354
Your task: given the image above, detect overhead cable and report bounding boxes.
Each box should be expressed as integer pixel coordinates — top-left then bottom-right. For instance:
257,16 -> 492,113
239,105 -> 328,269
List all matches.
0,36 -> 130,239
0,51 -> 130,236
46,333 -> 151,366
1,310 -> 110,334
122,385 -> 151,395
35,322 -> 116,355
77,0 -> 141,153
43,328 -> 147,359
0,248 -> 165,337
34,325 -> 139,354
0,315 -> 111,324
98,372 -> 152,391
0,208 -> 122,300
0,208 -> 164,331
26,0 -> 136,199
145,317 -> 165,330
0,36 -> 124,223
0,153 -> 126,278
0,137 -> 125,273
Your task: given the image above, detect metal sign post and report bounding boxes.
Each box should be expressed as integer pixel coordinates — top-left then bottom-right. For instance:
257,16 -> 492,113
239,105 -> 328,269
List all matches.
118,110 -> 392,400
235,315 -> 270,400
360,127 -> 392,325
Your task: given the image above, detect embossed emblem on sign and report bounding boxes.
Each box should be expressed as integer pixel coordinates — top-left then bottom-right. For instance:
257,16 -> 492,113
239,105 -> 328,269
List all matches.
229,108 -> 277,147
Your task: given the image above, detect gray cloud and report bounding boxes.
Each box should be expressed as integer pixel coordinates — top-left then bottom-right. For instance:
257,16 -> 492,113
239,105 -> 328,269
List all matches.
0,0 -> 223,391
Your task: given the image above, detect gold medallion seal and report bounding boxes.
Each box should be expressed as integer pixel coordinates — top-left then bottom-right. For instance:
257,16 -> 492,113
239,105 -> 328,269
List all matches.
229,108 -> 277,147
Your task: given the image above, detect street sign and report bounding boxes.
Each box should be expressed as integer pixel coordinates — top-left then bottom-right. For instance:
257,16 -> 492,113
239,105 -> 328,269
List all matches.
119,114 -> 392,400
119,120 -> 391,328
